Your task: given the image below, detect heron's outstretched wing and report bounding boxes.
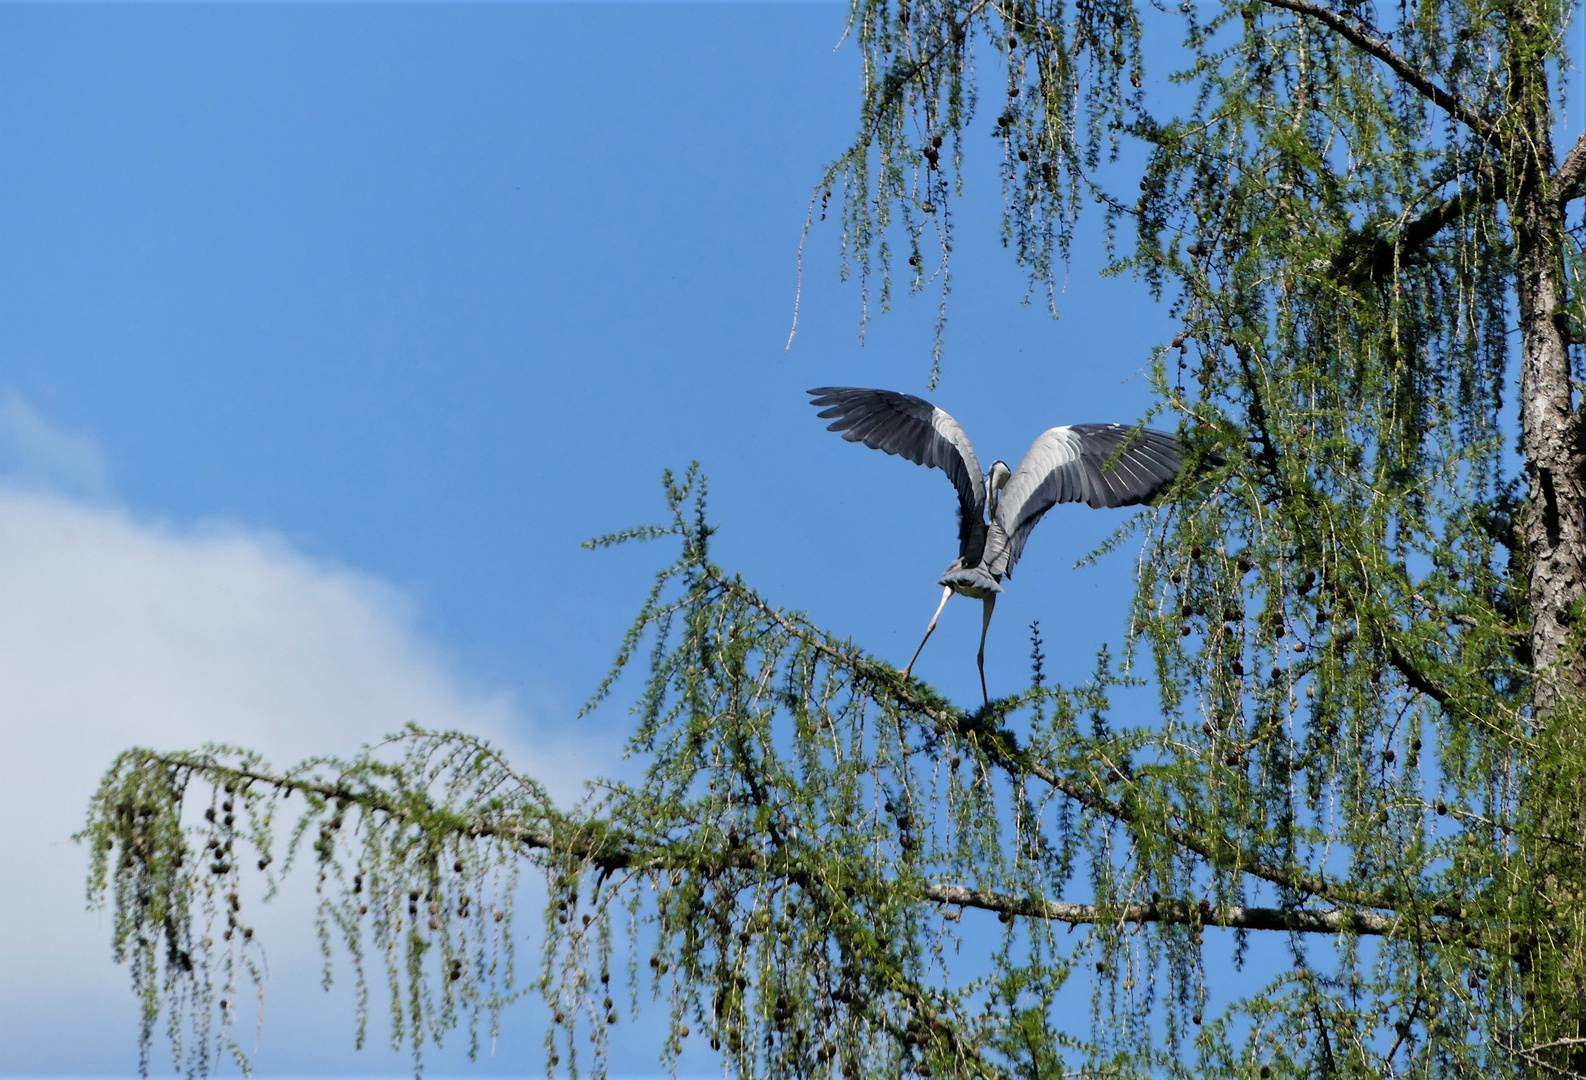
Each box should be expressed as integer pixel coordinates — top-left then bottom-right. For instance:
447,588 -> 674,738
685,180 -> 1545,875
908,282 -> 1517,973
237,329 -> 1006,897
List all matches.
808,387 -> 986,553
984,424 -> 1181,578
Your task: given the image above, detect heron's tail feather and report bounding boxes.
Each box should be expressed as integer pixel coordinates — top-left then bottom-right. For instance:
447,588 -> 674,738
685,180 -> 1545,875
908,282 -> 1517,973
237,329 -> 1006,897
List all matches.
938,566 -> 1002,595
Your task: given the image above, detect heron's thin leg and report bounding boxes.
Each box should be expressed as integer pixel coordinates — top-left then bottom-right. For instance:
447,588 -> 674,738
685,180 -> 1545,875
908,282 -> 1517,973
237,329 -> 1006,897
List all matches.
977,594 -> 997,706
903,586 -> 953,677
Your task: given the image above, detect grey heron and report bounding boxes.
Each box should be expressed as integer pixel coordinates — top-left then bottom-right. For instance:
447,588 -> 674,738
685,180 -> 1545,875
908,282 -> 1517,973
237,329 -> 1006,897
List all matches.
809,387 -> 1182,705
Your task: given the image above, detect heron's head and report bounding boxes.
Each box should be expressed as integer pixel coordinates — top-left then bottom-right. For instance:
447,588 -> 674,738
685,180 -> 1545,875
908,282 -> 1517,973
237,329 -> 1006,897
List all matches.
987,461 -> 1011,518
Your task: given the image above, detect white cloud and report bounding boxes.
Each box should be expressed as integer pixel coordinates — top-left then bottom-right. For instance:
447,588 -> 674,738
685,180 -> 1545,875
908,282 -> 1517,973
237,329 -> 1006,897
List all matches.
0,401 -> 612,1072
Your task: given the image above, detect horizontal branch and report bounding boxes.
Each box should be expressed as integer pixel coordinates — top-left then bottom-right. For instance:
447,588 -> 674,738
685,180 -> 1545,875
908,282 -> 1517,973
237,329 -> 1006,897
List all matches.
139,749 -> 1450,941
924,884 -> 1428,937
1334,143 -> 1586,276
1333,170 -> 1501,281
1258,0 -> 1493,139
1400,176 -> 1498,250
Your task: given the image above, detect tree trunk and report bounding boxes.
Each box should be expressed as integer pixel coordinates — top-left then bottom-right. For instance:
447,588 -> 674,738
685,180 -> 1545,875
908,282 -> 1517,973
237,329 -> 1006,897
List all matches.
1506,5 -> 1586,1071
1510,81 -> 1585,719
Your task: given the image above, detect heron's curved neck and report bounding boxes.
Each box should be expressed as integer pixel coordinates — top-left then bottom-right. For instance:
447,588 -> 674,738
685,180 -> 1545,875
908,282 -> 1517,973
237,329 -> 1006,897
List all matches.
986,462 -> 1010,523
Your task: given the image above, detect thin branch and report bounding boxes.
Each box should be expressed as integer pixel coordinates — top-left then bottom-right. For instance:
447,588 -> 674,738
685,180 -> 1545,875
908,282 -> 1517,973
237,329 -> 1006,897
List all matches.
923,885 -> 1440,937
1258,0 -> 1494,139
1500,1034 -> 1586,1078
1519,1037 -> 1586,1053
1386,640 -> 1453,706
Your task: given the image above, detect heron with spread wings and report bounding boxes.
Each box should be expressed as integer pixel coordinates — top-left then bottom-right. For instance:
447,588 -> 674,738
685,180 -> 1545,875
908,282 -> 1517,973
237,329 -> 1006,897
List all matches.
809,387 -> 1183,705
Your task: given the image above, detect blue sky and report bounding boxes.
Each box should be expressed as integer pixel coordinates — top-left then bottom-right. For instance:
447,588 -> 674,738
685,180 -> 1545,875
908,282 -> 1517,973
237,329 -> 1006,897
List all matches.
0,1 -> 1265,1075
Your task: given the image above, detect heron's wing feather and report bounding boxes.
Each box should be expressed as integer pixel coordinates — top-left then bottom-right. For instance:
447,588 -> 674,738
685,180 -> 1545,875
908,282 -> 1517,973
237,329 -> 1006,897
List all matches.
808,387 -> 986,550
984,424 -> 1182,577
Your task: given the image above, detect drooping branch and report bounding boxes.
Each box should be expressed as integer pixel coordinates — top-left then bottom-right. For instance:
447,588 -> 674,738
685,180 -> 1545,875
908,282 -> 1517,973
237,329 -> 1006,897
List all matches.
855,0 -> 991,141
130,749 -> 1438,940
1258,0 -> 1494,140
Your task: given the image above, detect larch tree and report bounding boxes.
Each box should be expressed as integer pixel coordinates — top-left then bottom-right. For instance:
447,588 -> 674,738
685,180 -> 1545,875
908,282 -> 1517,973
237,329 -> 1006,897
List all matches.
83,0 -> 1586,1077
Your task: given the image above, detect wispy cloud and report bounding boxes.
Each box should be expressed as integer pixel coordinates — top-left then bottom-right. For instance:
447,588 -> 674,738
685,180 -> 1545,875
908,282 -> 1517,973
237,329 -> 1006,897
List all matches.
0,391 -> 110,497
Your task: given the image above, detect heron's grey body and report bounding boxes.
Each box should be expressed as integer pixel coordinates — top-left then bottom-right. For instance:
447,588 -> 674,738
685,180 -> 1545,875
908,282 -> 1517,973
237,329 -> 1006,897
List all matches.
808,387 -> 1182,703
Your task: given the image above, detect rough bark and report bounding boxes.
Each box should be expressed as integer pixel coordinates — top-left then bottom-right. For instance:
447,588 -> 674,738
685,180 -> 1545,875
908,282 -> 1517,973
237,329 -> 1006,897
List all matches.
1504,4 -> 1586,1071
1508,11 -> 1586,718
1514,201 -> 1586,713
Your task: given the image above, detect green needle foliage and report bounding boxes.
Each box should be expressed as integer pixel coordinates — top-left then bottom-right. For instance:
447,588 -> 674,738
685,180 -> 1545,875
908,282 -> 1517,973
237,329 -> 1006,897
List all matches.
82,0 -> 1586,1076
77,467 -> 1566,1078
